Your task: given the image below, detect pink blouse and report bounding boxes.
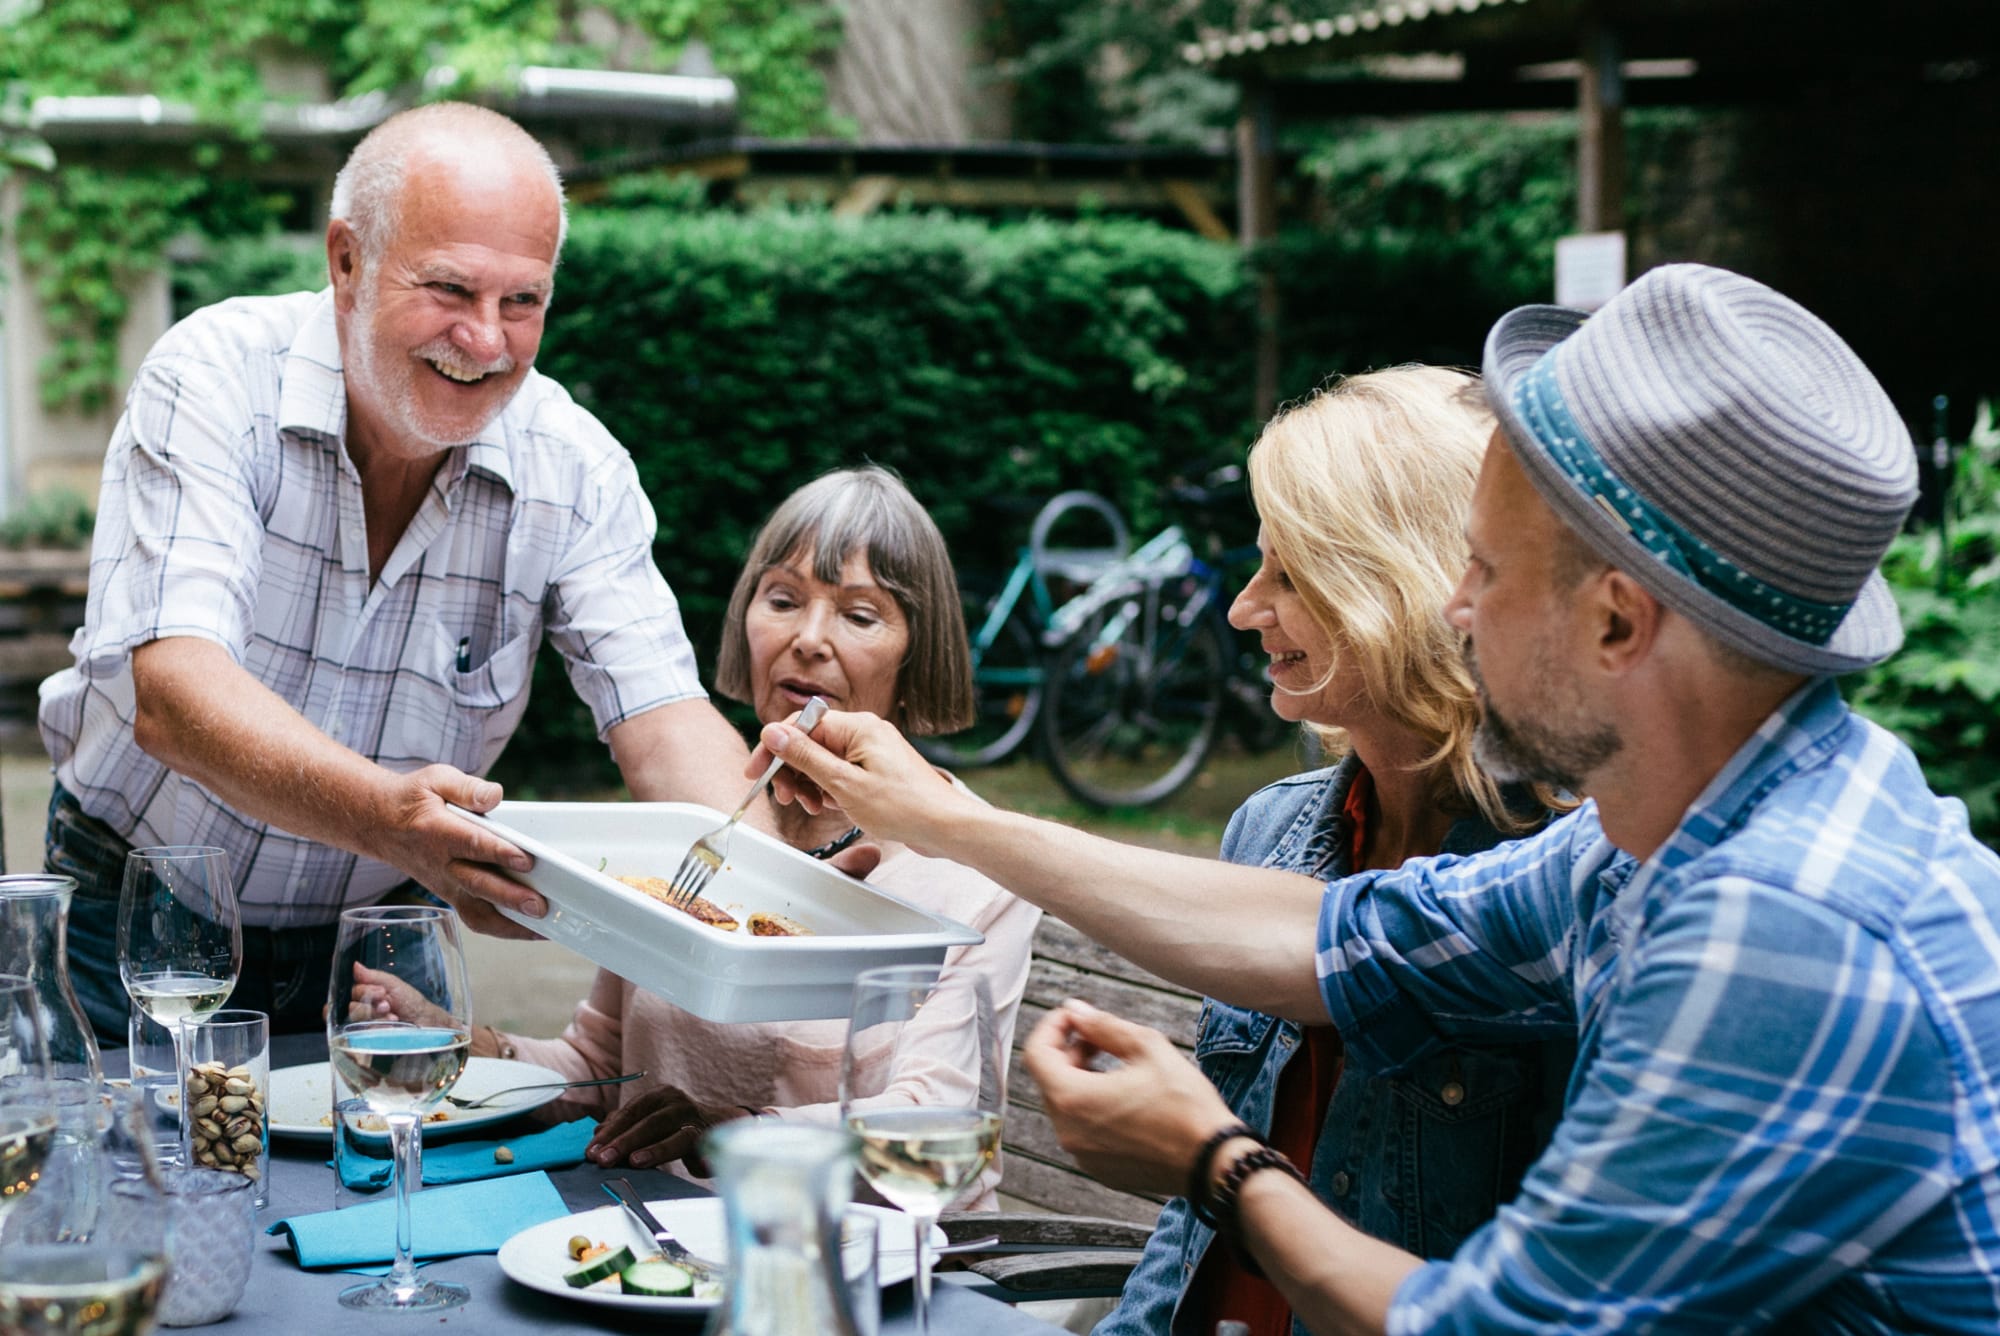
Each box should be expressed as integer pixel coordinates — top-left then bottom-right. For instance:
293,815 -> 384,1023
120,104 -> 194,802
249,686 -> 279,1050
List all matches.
498,842 -> 1040,1209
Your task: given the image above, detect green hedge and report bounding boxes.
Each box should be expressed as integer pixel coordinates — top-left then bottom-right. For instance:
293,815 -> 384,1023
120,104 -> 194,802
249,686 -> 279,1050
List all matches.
525,209 -> 1259,787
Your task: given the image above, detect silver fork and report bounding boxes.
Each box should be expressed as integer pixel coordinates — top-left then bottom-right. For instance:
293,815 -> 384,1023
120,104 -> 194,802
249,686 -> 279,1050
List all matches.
663,695 -> 828,907
443,1070 -> 645,1110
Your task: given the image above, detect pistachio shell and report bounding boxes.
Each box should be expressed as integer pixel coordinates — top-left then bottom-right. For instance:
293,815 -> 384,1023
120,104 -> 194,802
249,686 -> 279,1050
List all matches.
232,1133 -> 263,1155
218,1095 -> 249,1113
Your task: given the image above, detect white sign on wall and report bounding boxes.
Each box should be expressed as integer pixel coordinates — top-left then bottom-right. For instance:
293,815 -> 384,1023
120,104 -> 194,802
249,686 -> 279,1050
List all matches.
1555,231 -> 1628,310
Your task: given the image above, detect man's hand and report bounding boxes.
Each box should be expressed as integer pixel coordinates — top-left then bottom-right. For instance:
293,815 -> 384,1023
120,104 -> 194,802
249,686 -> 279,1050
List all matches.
751,709 -> 971,852
1022,999 -> 1235,1195
369,765 -> 544,939
130,638 -> 545,940
585,1083 -> 746,1174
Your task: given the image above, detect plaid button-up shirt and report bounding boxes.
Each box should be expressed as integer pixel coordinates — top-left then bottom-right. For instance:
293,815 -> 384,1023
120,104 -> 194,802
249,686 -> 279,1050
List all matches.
1319,679 -> 2000,1332
40,290 -> 704,928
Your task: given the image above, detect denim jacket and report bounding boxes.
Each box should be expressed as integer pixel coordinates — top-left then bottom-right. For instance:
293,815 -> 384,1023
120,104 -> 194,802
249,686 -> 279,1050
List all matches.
1095,758 -> 1576,1336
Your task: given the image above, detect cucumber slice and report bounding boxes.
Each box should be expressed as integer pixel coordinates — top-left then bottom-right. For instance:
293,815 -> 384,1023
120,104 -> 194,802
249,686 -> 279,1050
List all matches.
620,1259 -> 696,1297
564,1244 -> 635,1288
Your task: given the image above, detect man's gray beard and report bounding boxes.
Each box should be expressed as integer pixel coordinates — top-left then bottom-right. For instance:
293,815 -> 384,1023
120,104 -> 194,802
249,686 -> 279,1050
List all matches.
347,284 -> 508,450
1463,641 -> 1621,794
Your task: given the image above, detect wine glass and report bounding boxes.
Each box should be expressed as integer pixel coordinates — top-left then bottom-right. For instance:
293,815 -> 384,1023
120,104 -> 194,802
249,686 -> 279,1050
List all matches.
326,904 -> 473,1313
116,847 -> 242,1163
0,974 -> 60,1227
0,1081 -> 169,1336
840,965 -> 1001,1336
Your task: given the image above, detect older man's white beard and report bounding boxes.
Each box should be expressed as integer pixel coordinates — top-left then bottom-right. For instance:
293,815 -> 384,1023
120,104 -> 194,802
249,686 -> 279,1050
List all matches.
347,298 -> 517,451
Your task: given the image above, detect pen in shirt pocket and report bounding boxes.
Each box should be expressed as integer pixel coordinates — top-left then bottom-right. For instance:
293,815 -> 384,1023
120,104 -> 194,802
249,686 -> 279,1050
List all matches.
456,636 -> 472,673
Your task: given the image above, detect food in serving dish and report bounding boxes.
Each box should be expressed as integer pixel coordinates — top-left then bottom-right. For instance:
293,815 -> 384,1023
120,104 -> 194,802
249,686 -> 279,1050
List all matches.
748,911 -> 809,937
617,876 -> 741,930
615,875 -> 814,936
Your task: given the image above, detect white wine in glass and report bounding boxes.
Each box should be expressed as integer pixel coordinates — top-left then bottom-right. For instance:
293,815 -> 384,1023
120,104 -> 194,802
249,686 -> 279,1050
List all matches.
116,847 -> 241,1166
327,904 -> 473,1314
0,976 -> 58,1226
840,965 -> 1002,1336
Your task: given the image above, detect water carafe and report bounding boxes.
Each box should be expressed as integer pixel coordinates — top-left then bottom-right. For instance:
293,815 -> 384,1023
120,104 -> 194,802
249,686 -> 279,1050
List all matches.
0,874 -> 103,1082
702,1120 -> 864,1336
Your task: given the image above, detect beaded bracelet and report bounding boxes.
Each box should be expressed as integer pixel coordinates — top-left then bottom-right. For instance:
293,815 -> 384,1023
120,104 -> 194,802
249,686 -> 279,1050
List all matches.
1208,1144 -> 1307,1276
1185,1123 -> 1256,1225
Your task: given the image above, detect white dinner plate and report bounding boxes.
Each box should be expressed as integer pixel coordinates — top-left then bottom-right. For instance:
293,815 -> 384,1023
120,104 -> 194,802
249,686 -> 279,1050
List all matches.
265,1056 -> 569,1142
497,1198 -> 939,1314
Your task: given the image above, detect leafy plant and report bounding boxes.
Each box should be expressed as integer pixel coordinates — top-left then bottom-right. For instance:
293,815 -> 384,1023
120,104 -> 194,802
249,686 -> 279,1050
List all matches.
0,488 -> 94,550
1850,401 -> 2000,847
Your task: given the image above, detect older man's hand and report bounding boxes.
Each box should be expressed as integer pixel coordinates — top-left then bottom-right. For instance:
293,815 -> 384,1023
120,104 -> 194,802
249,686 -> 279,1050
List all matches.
750,708 -> 971,854
370,764 -> 545,939
1022,999 -> 1237,1196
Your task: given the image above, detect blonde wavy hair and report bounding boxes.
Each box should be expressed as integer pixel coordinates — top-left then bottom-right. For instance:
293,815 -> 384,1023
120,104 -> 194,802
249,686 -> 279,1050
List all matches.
1249,365 -> 1549,830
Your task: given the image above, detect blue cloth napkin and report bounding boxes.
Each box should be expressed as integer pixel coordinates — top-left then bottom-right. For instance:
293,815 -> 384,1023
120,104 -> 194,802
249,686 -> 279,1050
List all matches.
336,1117 -> 599,1190
268,1171 -> 571,1268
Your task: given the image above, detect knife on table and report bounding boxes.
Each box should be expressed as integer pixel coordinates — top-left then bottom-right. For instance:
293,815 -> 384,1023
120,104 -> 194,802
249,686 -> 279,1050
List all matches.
602,1178 -> 723,1276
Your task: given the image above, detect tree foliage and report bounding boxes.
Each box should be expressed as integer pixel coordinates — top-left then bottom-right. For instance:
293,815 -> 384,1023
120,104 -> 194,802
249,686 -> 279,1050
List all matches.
0,0 -> 838,410
1850,402 -> 2000,848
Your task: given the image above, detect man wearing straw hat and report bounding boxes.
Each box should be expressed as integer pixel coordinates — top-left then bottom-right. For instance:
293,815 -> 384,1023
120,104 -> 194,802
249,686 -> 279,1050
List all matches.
754,264 -> 2000,1330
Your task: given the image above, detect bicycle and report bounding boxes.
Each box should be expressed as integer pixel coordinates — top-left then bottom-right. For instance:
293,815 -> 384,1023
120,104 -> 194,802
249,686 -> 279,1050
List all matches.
915,490 -> 1129,769
1035,466 -> 1285,809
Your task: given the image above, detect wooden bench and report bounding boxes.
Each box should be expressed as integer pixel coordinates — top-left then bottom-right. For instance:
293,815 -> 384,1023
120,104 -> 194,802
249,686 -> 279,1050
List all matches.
940,915 -> 1205,1299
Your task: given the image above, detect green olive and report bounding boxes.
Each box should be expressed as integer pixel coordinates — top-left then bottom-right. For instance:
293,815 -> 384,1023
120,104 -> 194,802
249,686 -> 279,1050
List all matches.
567,1234 -> 592,1260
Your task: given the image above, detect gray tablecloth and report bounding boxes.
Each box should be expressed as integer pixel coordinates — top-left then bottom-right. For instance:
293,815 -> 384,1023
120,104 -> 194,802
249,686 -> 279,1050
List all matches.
117,1033 -> 1064,1334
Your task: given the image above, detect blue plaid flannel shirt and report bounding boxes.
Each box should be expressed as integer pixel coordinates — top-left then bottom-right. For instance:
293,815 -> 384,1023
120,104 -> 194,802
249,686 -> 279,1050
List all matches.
1317,679 -> 2000,1333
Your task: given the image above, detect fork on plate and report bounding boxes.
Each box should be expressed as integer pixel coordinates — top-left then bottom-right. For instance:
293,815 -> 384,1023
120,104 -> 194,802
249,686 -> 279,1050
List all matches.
443,1070 -> 645,1110
662,695 -> 829,907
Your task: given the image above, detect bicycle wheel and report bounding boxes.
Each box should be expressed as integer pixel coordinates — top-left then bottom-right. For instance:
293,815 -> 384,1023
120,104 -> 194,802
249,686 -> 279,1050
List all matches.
914,602 -> 1045,769
1040,589 -> 1225,809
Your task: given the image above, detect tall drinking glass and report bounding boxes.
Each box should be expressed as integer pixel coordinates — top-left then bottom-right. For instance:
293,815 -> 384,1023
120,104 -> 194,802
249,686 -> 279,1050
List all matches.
840,966 -> 1000,1336
326,904 -> 473,1312
116,847 -> 242,1164
0,975 -> 59,1227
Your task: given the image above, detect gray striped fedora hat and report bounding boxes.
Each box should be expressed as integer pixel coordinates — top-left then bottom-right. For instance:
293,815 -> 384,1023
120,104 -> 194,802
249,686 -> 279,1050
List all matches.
1482,263 -> 1917,675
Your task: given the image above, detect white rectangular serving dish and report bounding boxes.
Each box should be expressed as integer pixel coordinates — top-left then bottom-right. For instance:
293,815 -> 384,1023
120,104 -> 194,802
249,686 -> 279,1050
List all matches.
463,800 -> 983,1022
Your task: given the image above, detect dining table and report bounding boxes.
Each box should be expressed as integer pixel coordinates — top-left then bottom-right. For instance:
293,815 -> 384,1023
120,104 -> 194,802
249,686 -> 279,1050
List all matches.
109,1033 -> 1068,1333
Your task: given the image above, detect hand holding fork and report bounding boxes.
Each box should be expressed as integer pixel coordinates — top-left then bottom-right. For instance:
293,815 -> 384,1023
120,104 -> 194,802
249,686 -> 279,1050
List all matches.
663,696 -> 829,906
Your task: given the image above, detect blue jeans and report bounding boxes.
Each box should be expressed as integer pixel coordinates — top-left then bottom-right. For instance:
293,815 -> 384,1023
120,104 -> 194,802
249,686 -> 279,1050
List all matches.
45,783 -> 396,1043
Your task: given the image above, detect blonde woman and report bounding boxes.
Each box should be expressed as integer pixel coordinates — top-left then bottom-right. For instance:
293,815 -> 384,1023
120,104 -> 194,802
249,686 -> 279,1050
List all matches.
1096,367 -> 1574,1336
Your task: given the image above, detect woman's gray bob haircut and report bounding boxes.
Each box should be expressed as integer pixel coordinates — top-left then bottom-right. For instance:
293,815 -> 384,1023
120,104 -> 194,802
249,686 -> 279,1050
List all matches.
716,466 -> 974,737
329,102 -> 569,267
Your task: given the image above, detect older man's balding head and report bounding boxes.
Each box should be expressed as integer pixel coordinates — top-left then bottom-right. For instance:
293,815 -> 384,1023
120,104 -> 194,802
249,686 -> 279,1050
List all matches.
330,103 -> 568,269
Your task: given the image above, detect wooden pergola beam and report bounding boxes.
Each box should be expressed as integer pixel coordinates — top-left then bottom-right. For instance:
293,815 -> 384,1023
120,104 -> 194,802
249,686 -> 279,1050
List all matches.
1237,76 -> 1282,423
1577,14 -> 1626,233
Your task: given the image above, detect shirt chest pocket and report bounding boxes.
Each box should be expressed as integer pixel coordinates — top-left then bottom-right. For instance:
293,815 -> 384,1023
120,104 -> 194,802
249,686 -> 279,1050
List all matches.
380,623 -> 537,775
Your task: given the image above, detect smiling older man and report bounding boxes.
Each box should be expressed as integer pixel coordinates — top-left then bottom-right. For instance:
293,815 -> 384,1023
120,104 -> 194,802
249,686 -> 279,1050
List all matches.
40,103 -> 753,1040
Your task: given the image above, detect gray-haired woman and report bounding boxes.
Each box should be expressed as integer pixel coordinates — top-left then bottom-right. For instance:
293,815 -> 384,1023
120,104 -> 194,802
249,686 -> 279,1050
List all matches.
481,466 -> 1041,1198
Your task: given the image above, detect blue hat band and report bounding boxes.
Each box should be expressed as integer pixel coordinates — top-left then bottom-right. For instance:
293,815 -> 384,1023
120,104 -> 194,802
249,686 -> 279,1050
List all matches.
1511,352 -> 1851,646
